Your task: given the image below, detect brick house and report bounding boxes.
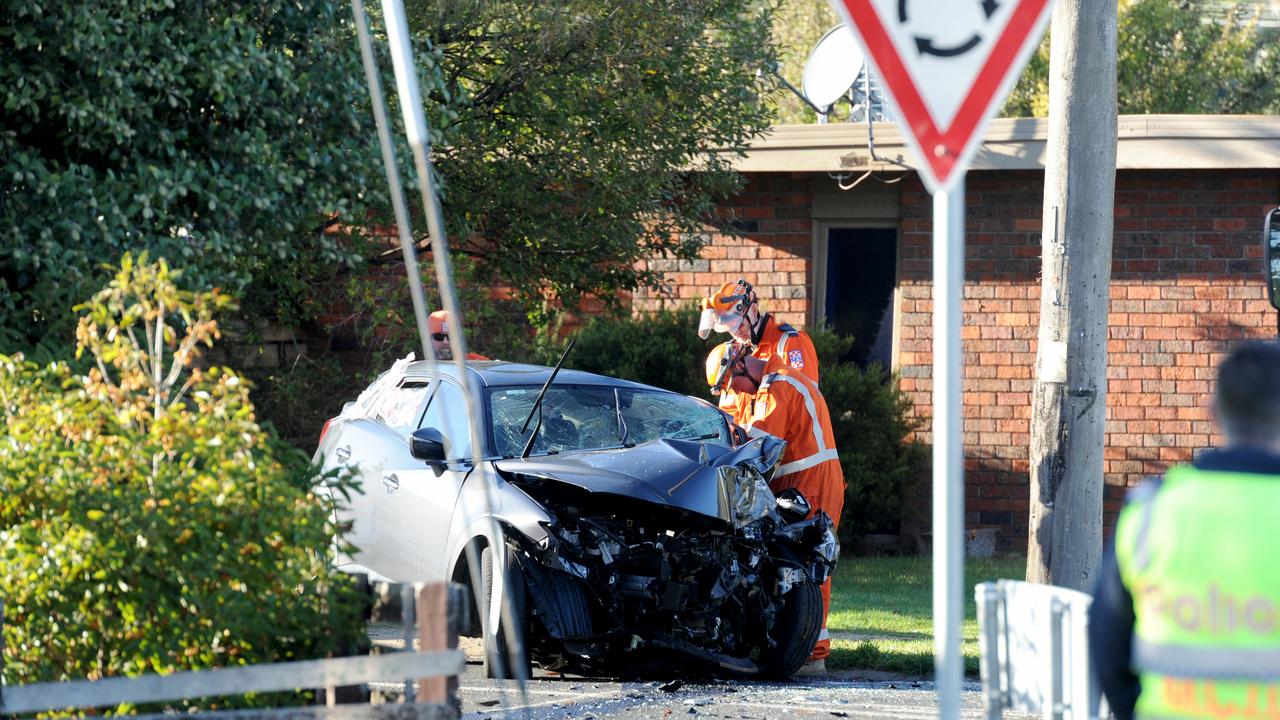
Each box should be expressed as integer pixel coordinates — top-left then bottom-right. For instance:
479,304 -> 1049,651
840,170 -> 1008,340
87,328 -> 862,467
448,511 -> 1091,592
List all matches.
636,114 -> 1280,549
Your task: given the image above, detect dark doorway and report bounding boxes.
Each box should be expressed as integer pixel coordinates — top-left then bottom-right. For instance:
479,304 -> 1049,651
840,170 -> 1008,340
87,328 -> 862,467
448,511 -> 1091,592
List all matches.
825,227 -> 897,367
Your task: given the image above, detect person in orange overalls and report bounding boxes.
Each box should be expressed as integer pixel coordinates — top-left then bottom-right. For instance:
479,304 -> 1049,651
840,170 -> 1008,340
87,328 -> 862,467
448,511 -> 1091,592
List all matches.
697,278 -> 819,416
706,342 -> 845,675
428,310 -> 490,361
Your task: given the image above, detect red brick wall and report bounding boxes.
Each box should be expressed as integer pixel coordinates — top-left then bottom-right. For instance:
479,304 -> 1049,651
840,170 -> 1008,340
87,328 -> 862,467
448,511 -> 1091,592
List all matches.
669,168 -> 1279,550
901,169 -> 1276,548
634,172 -> 815,326
897,171 -> 1044,548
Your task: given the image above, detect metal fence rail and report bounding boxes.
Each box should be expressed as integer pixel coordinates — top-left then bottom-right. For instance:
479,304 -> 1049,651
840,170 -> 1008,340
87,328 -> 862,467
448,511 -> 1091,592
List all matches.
0,583 -> 467,717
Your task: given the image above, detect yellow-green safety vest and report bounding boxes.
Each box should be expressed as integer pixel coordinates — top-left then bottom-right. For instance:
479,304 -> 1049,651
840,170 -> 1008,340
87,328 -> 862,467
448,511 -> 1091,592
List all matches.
1114,464 -> 1280,719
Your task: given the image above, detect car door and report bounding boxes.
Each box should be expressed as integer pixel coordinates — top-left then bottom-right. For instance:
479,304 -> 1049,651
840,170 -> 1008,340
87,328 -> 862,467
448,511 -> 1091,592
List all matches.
319,378 -> 402,575
343,375 -> 432,581
383,379 -> 477,582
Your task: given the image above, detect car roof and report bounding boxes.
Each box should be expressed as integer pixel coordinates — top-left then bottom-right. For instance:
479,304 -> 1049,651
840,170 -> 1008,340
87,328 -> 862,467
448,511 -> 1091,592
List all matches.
401,360 -> 664,392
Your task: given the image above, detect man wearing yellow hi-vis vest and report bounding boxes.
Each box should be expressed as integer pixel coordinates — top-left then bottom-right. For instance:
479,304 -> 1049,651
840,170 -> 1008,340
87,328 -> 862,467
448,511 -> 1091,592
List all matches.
1089,341 -> 1280,720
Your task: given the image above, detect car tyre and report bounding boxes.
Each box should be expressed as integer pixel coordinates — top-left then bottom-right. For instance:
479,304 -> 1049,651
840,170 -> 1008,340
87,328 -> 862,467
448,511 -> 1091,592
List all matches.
759,579 -> 823,679
479,543 -> 531,680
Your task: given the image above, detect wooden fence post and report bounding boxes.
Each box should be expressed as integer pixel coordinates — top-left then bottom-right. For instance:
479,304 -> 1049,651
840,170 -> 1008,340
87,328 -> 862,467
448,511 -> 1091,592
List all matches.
401,584 -> 417,705
416,583 -> 466,714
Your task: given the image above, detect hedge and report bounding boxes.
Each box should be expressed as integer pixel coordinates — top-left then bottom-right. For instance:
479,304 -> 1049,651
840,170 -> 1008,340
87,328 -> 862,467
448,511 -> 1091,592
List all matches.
0,255 -> 363,711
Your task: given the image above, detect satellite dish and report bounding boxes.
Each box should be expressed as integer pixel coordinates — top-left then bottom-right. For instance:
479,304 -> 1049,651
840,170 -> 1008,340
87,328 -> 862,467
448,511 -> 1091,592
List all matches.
801,25 -> 865,110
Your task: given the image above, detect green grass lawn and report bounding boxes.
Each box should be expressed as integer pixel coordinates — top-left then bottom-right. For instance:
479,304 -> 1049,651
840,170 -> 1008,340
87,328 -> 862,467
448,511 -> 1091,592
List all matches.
825,553 -> 1026,677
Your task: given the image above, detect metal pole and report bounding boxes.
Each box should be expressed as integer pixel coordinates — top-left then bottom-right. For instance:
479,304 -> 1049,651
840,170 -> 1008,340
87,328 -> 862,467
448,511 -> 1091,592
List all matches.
378,0 -> 526,691
976,582 -> 1003,720
348,0 -> 436,368
933,177 -> 965,720
1049,599 -> 1065,720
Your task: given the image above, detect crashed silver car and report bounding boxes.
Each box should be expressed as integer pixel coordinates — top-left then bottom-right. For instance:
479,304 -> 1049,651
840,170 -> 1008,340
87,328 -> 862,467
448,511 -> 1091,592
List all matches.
315,356 -> 838,679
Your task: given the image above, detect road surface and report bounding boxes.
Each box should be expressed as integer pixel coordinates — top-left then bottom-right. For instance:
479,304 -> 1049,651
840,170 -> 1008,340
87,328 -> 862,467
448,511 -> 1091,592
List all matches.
370,626 -> 1036,719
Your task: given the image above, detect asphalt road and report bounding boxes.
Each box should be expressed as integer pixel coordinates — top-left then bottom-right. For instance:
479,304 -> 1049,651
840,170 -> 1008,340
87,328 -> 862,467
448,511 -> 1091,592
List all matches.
371,627 -> 1036,719
455,668 -> 1028,720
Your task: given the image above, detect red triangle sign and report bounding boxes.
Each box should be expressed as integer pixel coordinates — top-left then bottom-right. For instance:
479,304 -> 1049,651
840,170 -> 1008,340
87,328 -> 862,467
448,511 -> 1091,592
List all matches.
829,0 -> 1055,193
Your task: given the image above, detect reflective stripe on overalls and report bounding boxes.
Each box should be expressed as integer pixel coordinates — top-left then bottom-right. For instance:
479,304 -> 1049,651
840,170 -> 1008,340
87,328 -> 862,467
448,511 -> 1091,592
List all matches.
750,372 -> 839,477
775,323 -> 798,359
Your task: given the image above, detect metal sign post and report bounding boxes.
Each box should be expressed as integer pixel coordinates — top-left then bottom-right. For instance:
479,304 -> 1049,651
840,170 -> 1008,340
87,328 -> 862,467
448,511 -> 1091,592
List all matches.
933,178 -> 965,718
826,1 -> 1055,716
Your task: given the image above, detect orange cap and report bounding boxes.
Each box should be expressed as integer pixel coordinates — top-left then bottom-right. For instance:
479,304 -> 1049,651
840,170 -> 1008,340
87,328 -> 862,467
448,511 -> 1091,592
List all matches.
428,310 -> 450,336
705,280 -> 752,314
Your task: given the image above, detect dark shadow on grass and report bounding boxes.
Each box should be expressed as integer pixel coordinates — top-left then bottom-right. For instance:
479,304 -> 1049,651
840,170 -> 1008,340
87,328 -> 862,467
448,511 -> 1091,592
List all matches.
837,628 -> 931,641
829,641 -> 981,678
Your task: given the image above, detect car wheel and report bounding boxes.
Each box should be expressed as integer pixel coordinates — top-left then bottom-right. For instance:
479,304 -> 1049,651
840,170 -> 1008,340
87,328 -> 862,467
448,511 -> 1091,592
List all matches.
479,543 -> 531,680
758,579 -> 823,679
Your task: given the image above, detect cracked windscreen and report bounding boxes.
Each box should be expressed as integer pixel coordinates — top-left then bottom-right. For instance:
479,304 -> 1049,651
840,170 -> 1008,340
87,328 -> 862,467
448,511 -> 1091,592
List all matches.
489,384 -> 730,457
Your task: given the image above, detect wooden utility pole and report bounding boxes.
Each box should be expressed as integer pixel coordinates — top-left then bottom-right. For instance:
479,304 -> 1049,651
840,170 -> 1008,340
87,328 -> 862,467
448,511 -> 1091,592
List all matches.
1026,0 -> 1118,590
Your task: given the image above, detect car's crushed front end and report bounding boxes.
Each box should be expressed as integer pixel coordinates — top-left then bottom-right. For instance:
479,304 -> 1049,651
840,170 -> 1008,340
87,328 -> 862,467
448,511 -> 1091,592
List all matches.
493,435 -> 839,678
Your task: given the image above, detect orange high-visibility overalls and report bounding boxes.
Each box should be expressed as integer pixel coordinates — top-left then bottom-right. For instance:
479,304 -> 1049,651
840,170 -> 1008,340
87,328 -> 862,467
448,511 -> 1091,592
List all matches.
718,315 -> 820,413
755,315 -> 819,383
740,363 -> 844,661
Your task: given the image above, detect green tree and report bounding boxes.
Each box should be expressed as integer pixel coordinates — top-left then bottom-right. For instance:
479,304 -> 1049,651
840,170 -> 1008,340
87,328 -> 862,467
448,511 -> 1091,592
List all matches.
400,0 -> 780,325
768,0 -> 841,124
1115,0 -> 1278,114
4,0 -> 785,371
0,0 -> 399,354
1004,0 -> 1280,116
1002,36 -> 1054,118
0,254 -> 362,708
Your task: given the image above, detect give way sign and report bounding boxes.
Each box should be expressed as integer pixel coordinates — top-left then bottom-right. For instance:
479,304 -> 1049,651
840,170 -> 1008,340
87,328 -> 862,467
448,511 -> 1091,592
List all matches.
829,0 -> 1054,193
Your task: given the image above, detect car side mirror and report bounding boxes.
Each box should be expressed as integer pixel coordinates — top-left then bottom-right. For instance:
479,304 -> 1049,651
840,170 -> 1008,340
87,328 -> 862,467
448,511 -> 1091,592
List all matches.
775,487 -> 811,523
1265,207 -> 1280,311
410,427 -> 448,466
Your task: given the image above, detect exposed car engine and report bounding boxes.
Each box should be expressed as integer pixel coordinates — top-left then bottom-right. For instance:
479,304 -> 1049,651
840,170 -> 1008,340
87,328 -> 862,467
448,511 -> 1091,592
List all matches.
496,437 -> 839,677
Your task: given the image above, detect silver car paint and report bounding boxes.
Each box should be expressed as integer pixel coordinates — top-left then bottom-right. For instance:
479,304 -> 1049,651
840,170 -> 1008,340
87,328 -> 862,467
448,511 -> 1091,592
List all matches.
318,363 -> 553,586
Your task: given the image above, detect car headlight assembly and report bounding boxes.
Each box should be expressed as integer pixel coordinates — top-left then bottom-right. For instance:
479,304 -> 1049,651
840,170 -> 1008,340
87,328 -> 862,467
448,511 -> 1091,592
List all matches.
815,523 -> 840,564
718,464 -> 777,528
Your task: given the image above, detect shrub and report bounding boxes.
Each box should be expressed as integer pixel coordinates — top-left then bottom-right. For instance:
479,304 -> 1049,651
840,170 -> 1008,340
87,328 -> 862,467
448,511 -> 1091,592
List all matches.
0,254 -> 363,710
245,353 -> 366,452
339,257 -> 554,366
809,325 -> 927,542
565,308 -> 925,543
568,306 -> 718,398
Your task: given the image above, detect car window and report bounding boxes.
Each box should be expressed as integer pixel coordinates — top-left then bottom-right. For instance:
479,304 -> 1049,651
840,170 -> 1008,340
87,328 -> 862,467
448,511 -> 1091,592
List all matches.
420,381 -> 473,460
488,384 -> 729,457
372,379 -> 431,438
349,369 -> 394,418
620,391 -> 729,446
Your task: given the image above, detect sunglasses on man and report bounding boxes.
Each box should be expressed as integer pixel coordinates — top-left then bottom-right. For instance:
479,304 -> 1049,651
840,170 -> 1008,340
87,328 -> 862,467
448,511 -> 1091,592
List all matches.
431,333 -> 449,342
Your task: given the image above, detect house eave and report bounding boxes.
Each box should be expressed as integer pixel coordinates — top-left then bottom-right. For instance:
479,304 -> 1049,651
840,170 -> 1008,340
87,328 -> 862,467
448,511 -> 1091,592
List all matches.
729,114 -> 1280,174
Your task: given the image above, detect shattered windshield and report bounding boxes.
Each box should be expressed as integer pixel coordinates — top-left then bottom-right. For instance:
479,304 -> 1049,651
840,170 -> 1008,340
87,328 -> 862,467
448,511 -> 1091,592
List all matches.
488,384 -> 730,457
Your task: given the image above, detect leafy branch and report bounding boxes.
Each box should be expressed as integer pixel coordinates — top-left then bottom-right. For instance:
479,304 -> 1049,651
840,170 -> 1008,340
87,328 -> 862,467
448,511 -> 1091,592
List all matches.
74,252 -> 237,426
